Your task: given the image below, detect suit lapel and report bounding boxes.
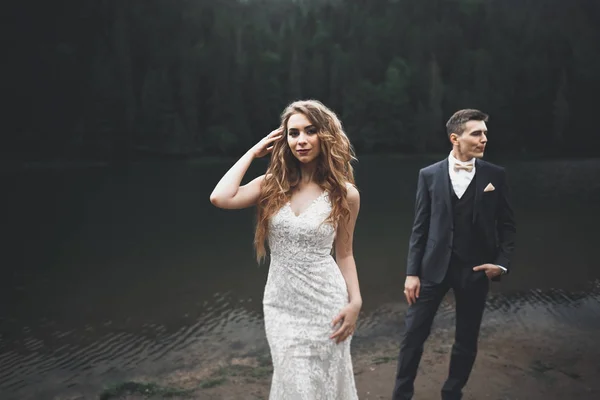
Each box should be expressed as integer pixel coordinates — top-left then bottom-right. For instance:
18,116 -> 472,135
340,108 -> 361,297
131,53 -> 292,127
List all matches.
473,159 -> 487,223
438,161 -> 453,223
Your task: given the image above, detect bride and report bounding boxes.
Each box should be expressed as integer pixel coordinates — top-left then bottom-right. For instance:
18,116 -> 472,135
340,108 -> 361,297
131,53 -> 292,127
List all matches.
210,99 -> 362,399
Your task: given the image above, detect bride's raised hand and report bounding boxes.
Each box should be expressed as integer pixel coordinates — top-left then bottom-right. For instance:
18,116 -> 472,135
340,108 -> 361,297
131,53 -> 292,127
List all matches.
251,127 -> 284,158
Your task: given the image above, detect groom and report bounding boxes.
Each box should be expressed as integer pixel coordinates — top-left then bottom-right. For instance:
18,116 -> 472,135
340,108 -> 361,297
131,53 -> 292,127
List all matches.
392,109 -> 516,400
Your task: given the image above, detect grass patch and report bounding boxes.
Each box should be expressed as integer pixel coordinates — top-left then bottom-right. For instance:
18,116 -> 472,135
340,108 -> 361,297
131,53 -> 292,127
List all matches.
372,356 -> 395,365
199,376 -> 228,389
217,364 -> 273,380
256,354 -> 273,368
99,381 -> 193,400
197,359 -> 273,390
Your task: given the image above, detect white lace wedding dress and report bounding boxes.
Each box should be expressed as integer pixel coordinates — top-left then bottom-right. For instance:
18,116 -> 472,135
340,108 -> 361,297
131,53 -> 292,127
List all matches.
263,191 -> 358,400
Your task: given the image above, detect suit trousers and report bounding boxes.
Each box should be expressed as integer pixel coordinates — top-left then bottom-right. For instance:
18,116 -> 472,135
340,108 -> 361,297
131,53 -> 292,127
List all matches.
392,256 -> 490,400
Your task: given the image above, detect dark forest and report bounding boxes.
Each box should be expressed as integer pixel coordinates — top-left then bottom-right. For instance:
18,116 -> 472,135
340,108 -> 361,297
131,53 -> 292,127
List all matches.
6,0 -> 600,161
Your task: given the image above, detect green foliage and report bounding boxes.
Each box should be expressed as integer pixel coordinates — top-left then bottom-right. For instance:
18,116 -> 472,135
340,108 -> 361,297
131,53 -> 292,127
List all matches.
10,0 -> 600,160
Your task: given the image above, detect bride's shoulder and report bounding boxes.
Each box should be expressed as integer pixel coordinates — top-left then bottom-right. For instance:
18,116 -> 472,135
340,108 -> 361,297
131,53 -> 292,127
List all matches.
343,182 -> 360,203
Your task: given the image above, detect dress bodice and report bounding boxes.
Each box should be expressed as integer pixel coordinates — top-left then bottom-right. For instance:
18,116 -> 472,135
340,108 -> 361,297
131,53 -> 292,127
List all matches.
268,191 -> 335,264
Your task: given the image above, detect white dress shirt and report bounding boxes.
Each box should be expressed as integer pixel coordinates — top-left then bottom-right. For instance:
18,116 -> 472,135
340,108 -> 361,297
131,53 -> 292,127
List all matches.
448,151 -> 475,199
447,152 -> 507,273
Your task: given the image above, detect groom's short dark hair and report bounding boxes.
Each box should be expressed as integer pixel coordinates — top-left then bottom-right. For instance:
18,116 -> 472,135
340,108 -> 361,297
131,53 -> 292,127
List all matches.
446,109 -> 488,136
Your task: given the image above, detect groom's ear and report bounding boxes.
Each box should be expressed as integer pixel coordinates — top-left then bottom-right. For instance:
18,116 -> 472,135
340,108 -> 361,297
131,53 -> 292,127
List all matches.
449,132 -> 460,145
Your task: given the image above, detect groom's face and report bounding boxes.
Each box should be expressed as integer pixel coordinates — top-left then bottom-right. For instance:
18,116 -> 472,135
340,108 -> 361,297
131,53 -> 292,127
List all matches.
452,120 -> 488,160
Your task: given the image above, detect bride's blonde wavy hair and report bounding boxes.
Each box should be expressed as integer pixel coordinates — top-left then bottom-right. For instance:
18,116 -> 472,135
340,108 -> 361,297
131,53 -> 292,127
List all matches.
254,100 -> 357,262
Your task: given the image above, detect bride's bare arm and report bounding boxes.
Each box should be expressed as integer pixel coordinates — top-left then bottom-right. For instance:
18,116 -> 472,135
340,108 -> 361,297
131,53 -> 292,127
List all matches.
330,184 -> 362,343
209,128 -> 282,209
335,184 -> 362,307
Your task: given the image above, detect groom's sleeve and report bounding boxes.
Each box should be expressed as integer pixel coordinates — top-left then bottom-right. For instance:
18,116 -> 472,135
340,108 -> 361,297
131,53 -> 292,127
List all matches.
494,168 -> 516,272
406,169 -> 430,276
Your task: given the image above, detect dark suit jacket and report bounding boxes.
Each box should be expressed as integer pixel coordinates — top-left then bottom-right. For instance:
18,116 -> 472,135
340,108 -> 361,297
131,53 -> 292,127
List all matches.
406,158 -> 516,284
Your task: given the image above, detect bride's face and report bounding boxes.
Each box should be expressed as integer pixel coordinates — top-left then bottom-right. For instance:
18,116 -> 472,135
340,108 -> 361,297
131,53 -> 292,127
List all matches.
286,113 -> 321,164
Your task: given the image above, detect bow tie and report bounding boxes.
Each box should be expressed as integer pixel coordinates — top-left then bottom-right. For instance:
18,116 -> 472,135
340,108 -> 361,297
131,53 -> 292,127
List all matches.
454,163 -> 474,172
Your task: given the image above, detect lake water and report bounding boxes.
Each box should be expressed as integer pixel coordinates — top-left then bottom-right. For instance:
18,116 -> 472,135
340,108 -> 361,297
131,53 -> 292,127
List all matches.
1,156 -> 599,399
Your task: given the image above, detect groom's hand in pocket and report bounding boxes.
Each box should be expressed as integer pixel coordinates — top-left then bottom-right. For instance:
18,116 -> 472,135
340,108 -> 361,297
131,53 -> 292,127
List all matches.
404,276 -> 421,305
473,263 -> 502,279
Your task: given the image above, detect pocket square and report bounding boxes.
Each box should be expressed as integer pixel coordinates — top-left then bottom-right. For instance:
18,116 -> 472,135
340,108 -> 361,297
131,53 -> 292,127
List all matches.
483,183 -> 495,192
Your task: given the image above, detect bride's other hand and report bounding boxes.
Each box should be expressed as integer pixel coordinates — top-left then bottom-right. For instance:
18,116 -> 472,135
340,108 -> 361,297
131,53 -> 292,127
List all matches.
330,302 -> 361,344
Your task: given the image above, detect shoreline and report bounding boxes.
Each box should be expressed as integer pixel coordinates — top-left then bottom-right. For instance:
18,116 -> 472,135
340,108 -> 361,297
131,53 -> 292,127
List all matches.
86,323 -> 599,400
2,285 -> 597,400
3,154 -> 600,171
